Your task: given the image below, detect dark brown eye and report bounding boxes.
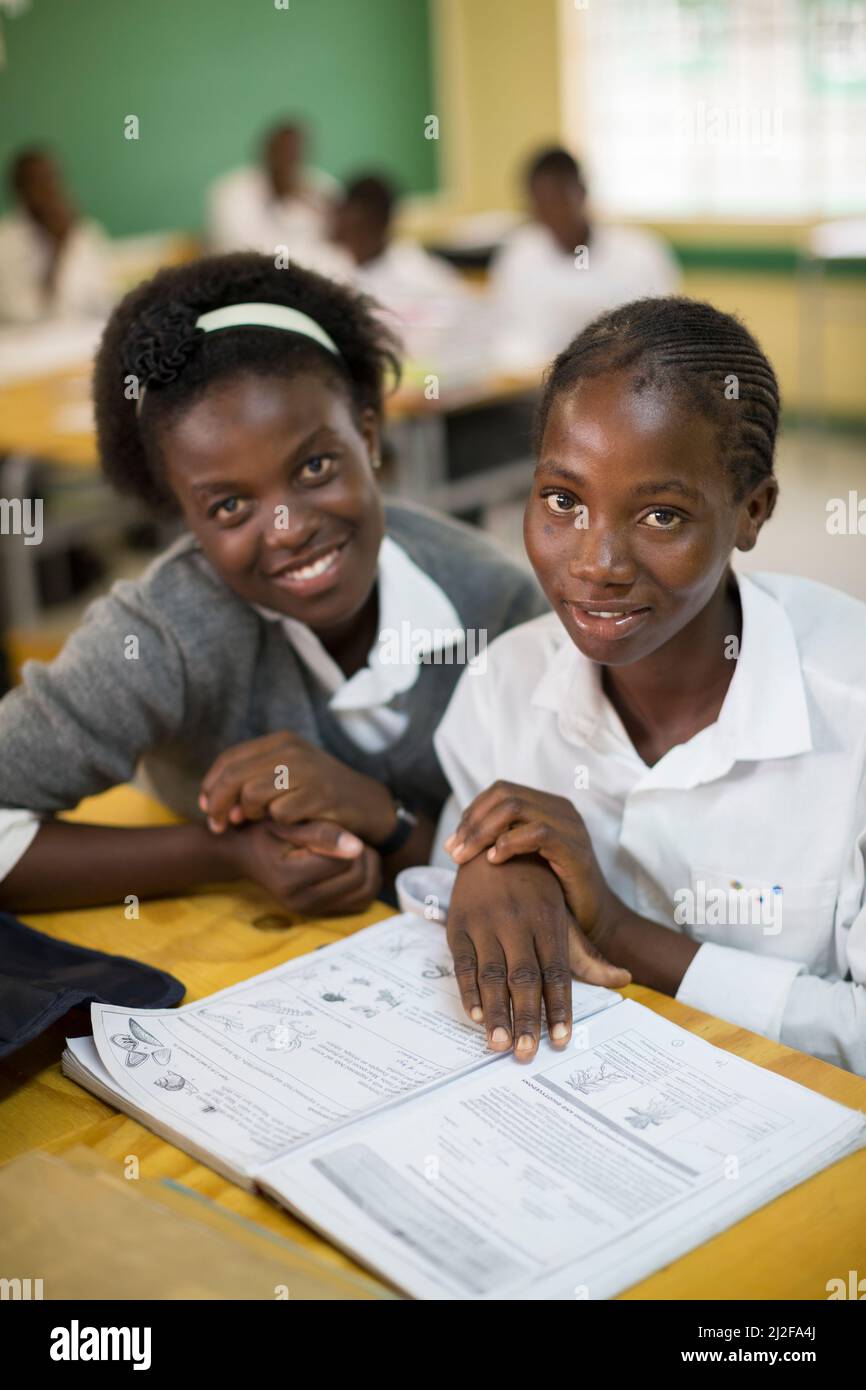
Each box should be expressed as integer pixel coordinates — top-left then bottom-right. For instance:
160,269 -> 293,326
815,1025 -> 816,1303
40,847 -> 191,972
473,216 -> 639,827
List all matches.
209,495 -> 248,521
299,455 -> 335,482
544,492 -> 575,515
643,508 -> 683,530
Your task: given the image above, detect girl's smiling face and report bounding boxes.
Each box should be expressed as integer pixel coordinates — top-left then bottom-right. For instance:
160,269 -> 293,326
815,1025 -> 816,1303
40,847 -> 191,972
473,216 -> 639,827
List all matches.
524,370 -> 776,666
158,370 -> 384,637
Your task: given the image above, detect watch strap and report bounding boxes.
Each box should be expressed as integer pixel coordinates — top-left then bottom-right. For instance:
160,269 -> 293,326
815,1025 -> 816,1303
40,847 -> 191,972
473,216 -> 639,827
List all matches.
372,798 -> 418,857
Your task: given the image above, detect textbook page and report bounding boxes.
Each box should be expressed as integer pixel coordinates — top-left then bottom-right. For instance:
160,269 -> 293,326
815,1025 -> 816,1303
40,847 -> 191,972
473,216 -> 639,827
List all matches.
262,998 -> 866,1300
87,912 -> 621,1181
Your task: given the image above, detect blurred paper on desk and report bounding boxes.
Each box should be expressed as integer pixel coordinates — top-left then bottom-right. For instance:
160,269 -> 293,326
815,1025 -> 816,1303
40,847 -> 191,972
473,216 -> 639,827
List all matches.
0,319 -> 104,386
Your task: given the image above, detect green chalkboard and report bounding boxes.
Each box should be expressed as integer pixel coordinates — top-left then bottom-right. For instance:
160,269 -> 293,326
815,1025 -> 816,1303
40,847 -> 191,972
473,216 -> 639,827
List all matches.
0,0 -> 437,236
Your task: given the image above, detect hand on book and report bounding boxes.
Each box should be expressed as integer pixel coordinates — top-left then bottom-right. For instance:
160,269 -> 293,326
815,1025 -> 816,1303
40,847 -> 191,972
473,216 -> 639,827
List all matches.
446,853 -> 630,1062
198,730 -> 398,845
444,781 -> 627,955
218,817 -> 383,916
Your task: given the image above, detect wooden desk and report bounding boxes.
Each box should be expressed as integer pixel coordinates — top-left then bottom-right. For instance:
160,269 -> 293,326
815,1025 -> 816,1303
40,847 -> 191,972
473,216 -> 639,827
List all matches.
2,786 -> 865,1299
0,366 -> 96,469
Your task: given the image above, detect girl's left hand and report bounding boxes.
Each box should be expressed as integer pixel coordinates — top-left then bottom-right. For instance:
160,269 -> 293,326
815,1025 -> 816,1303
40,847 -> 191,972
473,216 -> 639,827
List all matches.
199,731 -> 398,845
444,782 -> 619,947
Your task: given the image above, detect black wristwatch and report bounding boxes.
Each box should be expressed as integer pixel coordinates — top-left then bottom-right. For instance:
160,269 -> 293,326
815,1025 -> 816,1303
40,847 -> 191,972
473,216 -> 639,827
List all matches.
372,796 -> 419,857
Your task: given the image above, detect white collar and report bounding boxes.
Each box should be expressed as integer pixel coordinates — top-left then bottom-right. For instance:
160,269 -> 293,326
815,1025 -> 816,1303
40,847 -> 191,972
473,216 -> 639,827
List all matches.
255,535 -> 464,711
530,572 -> 812,789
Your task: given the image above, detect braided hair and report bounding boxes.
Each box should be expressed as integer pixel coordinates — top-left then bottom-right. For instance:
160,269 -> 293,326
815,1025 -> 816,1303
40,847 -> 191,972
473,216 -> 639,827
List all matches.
534,296 -> 779,502
93,252 -> 401,513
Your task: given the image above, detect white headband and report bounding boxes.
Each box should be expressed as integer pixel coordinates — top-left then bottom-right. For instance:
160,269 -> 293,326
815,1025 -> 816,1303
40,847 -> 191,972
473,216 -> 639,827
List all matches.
135,301 -> 340,415
194,302 -> 340,355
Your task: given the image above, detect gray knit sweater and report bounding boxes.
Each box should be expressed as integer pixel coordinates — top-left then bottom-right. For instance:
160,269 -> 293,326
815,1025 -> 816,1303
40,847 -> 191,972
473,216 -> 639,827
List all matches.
0,501 -> 545,825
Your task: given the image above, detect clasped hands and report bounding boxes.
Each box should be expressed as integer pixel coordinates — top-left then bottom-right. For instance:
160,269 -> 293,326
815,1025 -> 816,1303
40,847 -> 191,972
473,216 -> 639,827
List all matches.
443,782 -> 631,1060
197,731 -> 399,914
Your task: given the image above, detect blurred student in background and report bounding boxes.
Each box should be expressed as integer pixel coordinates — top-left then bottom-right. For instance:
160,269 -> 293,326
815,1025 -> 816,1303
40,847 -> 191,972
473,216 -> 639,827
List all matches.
0,148 -> 112,324
207,120 -> 345,277
332,172 -> 478,378
491,147 -> 678,368
332,173 -> 462,308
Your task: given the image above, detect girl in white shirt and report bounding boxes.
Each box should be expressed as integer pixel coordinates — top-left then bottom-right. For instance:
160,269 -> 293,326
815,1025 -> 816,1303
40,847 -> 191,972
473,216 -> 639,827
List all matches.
434,295 -> 866,1077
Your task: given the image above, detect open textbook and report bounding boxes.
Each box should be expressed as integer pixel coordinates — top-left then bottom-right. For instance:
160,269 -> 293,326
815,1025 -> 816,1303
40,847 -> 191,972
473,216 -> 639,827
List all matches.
63,908 -> 866,1300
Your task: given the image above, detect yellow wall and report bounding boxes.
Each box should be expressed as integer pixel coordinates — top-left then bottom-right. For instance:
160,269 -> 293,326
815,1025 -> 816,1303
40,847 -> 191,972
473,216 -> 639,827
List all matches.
675,271 -> 866,421
433,0 -> 562,213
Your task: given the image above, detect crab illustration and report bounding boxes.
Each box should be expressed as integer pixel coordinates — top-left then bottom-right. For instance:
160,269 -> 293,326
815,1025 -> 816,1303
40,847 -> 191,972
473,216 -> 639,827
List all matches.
248,1017 -> 316,1051
422,959 -> 453,980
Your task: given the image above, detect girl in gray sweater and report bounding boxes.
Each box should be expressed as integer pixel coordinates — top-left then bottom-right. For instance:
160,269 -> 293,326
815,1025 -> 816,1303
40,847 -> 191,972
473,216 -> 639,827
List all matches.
0,253 -> 544,914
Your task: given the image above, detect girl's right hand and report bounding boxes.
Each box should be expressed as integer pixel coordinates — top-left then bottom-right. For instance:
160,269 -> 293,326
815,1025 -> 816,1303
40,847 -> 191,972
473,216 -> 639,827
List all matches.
446,853 -> 630,1061
217,819 -> 383,916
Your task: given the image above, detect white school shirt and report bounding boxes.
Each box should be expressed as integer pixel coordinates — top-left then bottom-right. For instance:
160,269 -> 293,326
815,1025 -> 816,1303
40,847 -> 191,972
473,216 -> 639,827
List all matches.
489,221 -> 679,369
351,241 -> 476,371
0,212 -> 112,325
252,534 -> 462,752
432,571 -> 866,1076
0,536 -> 461,882
205,164 -> 345,273
353,239 -> 489,380
353,241 -> 463,312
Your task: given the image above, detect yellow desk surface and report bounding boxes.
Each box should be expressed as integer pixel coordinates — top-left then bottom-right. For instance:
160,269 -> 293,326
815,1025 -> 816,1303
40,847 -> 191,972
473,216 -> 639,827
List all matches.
0,364 -> 542,470
2,785 -> 865,1300
0,366 -> 96,468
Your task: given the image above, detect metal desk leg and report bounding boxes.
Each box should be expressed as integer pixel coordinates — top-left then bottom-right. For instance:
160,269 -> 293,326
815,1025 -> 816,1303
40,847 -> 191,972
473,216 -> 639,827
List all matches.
388,415 -> 448,506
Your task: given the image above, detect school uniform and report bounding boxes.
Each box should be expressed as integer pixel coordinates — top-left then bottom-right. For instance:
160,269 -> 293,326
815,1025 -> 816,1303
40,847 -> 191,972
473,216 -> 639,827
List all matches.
0,211 -> 112,324
206,164 -> 342,269
351,242 -> 484,380
433,571 -> 866,1076
490,220 -> 679,368
352,241 -> 464,315
0,501 -> 545,881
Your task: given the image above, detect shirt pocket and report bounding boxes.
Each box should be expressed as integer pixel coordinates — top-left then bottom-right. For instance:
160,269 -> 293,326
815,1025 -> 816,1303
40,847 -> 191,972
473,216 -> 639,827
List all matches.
678,866 -> 838,966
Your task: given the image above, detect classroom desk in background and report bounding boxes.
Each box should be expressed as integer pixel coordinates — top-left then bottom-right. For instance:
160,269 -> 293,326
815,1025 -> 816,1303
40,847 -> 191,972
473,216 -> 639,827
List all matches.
1,785 -> 865,1300
0,365 -> 136,634
0,362 -> 543,470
